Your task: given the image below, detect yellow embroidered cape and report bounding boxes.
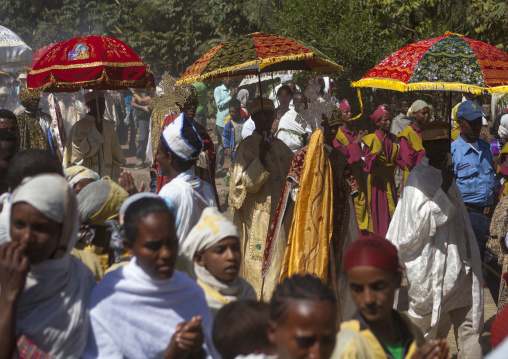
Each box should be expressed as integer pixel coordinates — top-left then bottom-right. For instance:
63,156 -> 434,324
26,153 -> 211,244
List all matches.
397,125 -> 424,184
279,130 -> 334,283
228,131 -> 294,300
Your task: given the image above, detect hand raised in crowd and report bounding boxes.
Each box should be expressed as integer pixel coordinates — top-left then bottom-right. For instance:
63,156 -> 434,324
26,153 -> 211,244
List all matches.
355,130 -> 369,144
480,131 -> 490,143
441,164 -> 454,194
411,339 -> 449,359
231,87 -> 238,98
0,242 -> 29,303
118,170 -> 145,196
259,132 -> 271,166
164,316 -> 204,359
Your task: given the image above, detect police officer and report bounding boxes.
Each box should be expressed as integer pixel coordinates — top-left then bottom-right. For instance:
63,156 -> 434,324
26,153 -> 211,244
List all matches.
451,100 -> 500,304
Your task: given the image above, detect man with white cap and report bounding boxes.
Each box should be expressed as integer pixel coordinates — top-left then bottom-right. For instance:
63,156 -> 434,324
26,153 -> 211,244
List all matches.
63,90 -> 125,180
228,98 -> 294,299
157,112 -> 217,247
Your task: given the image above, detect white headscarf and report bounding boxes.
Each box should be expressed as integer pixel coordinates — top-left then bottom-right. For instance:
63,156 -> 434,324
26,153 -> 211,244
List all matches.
407,100 -> 429,119
182,208 -> 256,317
8,174 -> 95,359
238,89 -> 250,111
498,114 -> 508,139
64,165 -> 99,189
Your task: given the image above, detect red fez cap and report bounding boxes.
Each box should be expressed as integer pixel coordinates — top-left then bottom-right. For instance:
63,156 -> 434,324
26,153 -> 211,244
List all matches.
339,99 -> 351,112
370,104 -> 389,124
343,234 -> 402,273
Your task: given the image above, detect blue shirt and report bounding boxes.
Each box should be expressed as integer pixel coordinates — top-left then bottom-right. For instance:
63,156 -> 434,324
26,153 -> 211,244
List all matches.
451,135 -> 494,206
213,84 -> 231,127
124,92 -> 133,110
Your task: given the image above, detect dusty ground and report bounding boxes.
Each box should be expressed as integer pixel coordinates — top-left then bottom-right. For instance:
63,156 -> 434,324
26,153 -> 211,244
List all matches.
122,118 -> 496,357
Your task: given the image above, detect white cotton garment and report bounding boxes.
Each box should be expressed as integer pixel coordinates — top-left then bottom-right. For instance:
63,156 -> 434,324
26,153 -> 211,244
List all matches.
386,157 -> 484,338
276,109 -> 313,154
83,257 -> 217,359
4,175 -> 95,359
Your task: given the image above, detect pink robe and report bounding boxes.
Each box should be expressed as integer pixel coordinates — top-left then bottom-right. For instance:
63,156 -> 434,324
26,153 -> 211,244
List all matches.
397,124 -> 425,172
363,130 -> 398,237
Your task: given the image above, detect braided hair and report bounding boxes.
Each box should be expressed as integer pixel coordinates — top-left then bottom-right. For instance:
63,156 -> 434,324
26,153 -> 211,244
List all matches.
270,274 -> 336,323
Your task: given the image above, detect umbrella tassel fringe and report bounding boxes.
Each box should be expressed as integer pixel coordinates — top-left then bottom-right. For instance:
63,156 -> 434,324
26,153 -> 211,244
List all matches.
352,78 -> 508,95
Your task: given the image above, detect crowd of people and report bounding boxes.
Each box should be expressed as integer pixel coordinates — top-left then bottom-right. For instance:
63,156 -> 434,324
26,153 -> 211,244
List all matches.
1,69 -> 508,359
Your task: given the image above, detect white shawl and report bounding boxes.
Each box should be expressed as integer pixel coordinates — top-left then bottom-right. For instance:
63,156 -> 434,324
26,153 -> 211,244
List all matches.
83,257 -> 217,359
386,158 -> 483,337
276,109 -> 313,154
6,174 -> 95,359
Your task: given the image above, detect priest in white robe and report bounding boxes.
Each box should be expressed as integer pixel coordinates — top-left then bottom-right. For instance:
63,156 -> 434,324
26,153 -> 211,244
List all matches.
386,122 -> 483,359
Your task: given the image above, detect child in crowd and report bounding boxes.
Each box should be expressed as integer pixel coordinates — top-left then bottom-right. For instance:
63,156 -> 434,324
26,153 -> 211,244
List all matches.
267,274 -> 338,359
182,207 -> 256,317
333,234 -> 449,359
223,99 -> 246,185
223,99 -> 245,161
213,300 -> 275,359
362,105 -> 399,237
84,197 -> 217,358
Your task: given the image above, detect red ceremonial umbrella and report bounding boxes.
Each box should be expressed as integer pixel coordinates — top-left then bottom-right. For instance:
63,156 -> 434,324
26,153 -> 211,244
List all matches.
27,35 -> 154,92
31,43 -> 56,68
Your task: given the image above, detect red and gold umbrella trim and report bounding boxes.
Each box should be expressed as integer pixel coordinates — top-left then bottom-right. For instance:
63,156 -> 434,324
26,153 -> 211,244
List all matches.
34,69 -> 153,92
29,61 -> 146,75
352,32 -> 508,95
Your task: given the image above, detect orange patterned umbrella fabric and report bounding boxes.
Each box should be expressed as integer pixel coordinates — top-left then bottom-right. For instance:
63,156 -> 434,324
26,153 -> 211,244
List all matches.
27,36 -> 154,92
352,32 -> 508,95
176,33 -> 341,85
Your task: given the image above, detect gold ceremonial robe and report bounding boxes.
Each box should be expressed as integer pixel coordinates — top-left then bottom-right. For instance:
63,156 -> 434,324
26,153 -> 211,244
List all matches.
229,131 -> 293,300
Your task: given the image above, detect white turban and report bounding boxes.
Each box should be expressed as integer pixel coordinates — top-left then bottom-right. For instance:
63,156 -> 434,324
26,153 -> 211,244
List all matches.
498,114 -> 508,139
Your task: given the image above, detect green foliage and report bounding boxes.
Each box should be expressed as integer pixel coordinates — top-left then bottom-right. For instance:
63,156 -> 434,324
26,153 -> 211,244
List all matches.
1,0 -> 506,84
273,0 -> 404,81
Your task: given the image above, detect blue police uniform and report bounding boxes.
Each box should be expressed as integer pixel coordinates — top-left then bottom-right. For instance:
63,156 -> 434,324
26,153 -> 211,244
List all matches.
452,100 -> 500,305
451,135 -> 494,208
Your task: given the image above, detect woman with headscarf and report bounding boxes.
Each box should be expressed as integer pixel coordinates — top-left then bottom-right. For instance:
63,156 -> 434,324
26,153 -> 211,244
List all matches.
182,207 -> 256,318
396,100 -> 430,186
64,165 -> 99,194
0,174 -> 95,359
237,89 -> 250,119
495,114 -> 508,200
76,177 -> 129,271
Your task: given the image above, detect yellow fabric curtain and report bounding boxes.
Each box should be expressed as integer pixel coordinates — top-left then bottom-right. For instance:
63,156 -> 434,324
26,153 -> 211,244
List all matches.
279,129 -> 334,283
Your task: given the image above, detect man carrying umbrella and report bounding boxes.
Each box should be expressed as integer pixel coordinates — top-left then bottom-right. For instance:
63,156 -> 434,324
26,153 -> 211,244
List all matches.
228,98 -> 294,299
63,91 -> 125,180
